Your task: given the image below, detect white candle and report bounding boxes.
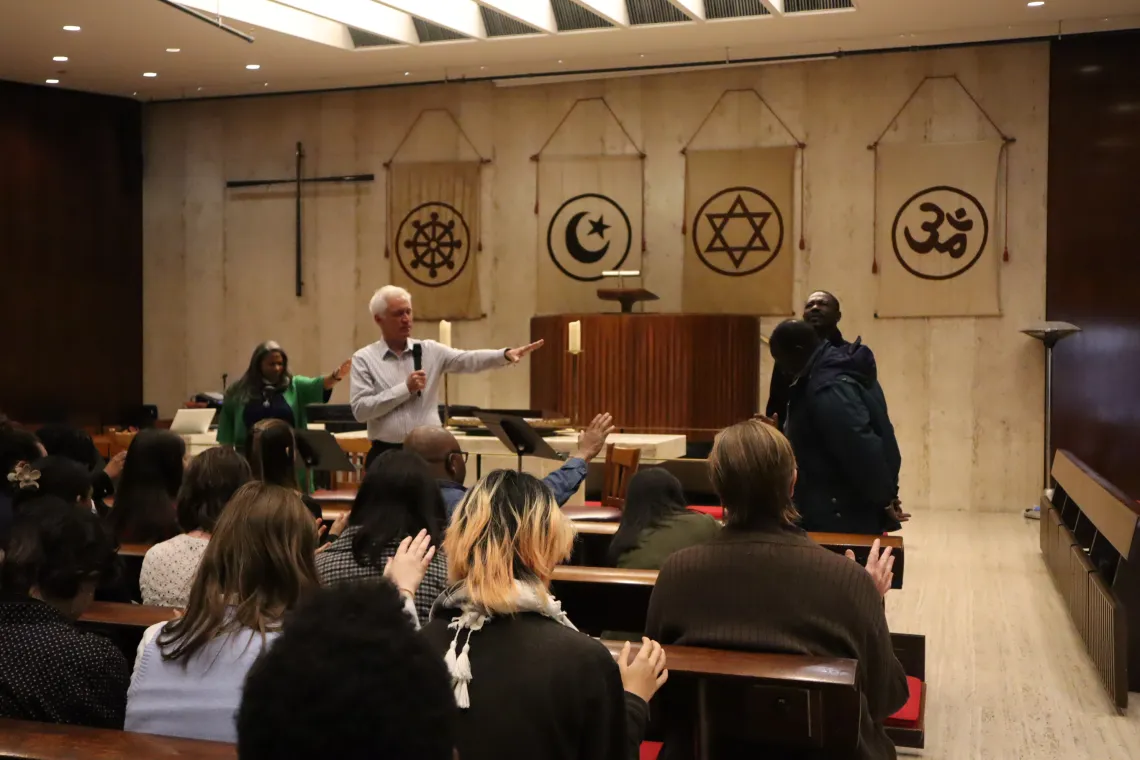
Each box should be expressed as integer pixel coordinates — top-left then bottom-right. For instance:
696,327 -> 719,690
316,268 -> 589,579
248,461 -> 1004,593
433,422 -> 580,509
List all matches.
439,320 -> 452,347
568,320 -> 582,354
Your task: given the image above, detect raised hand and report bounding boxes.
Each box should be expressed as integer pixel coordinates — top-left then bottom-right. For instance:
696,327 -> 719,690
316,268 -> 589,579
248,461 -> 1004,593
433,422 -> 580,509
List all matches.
577,412 -> 616,462
619,637 -> 669,703
505,339 -> 545,364
384,529 -> 437,599
845,538 -> 895,597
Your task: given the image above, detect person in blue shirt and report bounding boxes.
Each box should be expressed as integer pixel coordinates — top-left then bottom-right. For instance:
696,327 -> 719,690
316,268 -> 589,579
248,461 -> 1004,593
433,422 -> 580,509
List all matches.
405,413 -> 615,517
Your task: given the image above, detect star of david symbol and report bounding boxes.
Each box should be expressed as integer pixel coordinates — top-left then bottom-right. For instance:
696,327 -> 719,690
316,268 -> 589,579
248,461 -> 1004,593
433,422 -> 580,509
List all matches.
691,186 -> 785,277
703,195 -> 772,268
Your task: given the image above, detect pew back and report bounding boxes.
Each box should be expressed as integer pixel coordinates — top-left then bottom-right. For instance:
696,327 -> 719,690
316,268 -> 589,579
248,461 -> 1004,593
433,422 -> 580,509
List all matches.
0,718 -> 235,760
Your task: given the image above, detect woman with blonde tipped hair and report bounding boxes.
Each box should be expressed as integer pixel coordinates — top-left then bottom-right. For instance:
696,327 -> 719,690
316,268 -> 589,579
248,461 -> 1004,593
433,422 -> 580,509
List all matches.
421,469 -> 668,760
645,419 -> 908,760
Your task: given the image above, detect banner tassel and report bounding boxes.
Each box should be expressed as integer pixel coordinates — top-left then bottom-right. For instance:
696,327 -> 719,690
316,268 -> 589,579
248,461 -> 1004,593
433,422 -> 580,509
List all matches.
872,258 -> 879,275
1003,245 -> 1009,263
384,244 -> 390,259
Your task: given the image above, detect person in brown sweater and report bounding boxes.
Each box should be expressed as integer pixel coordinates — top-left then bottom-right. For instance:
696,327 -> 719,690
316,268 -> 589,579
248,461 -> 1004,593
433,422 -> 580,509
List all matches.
645,419 -> 908,760
421,469 -> 668,760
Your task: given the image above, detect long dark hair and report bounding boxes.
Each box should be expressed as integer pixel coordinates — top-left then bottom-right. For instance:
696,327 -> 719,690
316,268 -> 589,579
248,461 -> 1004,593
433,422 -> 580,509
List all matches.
350,450 -> 446,571
246,419 -> 299,490
607,468 -> 689,564
107,429 -> 184,544
11,456 -> 93,511
227,341 -> 292,404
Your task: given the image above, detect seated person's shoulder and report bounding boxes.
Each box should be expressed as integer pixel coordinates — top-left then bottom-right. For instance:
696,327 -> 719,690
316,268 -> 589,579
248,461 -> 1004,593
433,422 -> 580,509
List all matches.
65,625 -> 131,674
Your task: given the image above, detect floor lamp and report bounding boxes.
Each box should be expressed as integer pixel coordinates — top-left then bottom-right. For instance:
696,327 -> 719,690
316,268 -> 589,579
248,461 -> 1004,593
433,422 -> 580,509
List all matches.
1020,321 -> 1081,518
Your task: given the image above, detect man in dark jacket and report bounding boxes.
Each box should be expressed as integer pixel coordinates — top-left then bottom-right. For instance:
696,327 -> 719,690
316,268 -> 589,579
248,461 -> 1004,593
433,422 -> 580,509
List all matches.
769,320 -> 901,535
765,290 -> 877,427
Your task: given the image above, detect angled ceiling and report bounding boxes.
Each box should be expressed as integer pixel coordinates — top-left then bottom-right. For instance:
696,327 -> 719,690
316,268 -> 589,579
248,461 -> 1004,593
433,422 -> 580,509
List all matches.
0,0 -> 1137,101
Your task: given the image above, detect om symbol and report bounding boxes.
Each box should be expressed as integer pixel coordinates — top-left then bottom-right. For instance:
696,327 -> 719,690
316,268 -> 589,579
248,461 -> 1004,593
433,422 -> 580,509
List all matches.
891,185 -> 989,281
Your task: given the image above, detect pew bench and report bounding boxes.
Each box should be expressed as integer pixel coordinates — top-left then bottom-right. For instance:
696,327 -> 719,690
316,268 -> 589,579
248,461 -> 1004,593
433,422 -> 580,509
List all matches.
0,718 -> 235,759
550,567 -> 926,749
565,519 -> 905,589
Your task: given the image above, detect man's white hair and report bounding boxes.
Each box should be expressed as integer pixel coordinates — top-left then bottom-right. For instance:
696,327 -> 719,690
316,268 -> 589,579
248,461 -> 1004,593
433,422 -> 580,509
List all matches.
369,285 -> 412,318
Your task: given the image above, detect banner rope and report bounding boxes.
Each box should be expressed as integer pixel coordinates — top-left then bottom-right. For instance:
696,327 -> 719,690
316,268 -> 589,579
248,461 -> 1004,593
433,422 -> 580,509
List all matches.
868,75 -> 1016,273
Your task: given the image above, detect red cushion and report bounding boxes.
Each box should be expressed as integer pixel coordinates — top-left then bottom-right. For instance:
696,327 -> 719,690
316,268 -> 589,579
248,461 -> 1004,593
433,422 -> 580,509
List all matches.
582,500 -> 602,507
640,742 -> 663,760
885,676 -> 923,727
688,505 -> 724,520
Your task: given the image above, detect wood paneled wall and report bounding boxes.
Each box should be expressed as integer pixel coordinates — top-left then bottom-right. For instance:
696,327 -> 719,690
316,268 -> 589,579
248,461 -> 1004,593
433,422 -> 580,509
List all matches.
1047,31 -> 1140,501
0,80 -> 142,425
143,42 -> 1049,512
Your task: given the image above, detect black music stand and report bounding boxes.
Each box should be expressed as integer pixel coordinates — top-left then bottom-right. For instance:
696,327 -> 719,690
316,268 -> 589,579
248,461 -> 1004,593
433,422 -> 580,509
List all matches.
474,412 -> 565,472
295,430 -> 356,473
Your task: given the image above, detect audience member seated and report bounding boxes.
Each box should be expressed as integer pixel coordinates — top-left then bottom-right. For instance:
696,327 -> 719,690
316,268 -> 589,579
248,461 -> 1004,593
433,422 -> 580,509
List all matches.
316,450 -> 447,620
404,412 -> 615,517
0,497 -> 128,728
421,469 -> 668,760
608,468 -> 720,570
106,429 -> 186,545
34,423 -> 126,513
645,420 -> 907,760
237,583 -> 455,760
9,457 -> 95,514
245,418 -> 322,520
139,447 -> 252,608
125,482 -> 318,742
0,423 -> 44,545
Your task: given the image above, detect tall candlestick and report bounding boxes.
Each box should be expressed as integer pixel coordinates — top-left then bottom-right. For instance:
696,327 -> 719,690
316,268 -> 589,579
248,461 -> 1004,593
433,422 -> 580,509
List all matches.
439,320 -> 452,347
568,320 -> 582,354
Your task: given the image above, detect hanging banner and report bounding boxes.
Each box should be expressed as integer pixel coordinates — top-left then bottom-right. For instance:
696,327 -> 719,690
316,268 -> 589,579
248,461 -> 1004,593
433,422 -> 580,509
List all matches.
875,141 -> 1003,317
388,161 -> 482,319
683,147 -> 796,315
536,155 -> 643,315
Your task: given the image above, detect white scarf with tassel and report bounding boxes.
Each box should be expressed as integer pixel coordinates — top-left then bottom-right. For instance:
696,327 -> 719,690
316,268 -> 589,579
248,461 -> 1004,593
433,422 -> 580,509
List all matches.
429,581 -> 577,709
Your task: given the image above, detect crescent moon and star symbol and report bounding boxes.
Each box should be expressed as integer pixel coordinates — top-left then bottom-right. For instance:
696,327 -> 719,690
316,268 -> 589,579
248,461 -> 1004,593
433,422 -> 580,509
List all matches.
547,193 -> 631,282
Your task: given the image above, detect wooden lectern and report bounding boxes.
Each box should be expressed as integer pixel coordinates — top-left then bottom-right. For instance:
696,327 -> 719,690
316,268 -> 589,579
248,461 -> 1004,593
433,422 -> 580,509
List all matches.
530,314 -> 759,442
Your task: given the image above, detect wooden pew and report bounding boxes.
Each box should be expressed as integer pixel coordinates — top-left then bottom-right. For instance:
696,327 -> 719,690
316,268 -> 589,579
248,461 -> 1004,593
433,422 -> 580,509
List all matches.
0,719 -> 235,760
1040,449 -> 1140,709
78,601 -> 178,660
600,640 -> 862,755
550,566 -> 926,749
567,520 -> 905,589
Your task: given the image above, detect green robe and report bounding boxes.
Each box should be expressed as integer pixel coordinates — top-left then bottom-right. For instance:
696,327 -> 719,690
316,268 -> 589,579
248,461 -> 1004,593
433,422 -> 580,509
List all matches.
216,374 -> 327,452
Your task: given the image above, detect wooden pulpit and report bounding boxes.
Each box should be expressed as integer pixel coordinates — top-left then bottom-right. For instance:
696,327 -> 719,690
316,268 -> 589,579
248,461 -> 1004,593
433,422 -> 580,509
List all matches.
530,315 -> 760,442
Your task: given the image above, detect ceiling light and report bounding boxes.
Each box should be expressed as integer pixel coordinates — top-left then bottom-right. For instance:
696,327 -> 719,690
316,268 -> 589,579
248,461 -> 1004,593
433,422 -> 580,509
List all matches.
246,63 -> 260,70
1027,1 -> 1044,6
53,56 -> 68,62
46,79 -> 60,84
63,25 -> 80,31
404,71 -> 410,76
557,59 -> 563,64
166,48 -> 181,53
264,82 -> 269,87
143,72 -> 157,77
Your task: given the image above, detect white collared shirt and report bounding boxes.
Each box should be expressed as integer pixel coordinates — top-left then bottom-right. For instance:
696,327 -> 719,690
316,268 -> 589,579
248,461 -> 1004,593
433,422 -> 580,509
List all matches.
349,337 -> 509,443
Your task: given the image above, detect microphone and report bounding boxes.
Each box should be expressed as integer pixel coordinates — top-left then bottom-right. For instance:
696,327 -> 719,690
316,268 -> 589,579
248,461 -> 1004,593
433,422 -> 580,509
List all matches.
412,343 -> 423,398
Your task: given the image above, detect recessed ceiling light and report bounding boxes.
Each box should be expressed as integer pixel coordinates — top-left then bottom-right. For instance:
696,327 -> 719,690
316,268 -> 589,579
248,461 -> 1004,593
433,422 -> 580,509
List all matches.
166,48 -> 181,53
63,25 -> 80,32
264,82 -> 269,87
143,72 -> 157,78
404,71 -> 410,76
132,91 -> 138,96
46,79 -> 60,84
53,56 -> 68,62
246,64 -> 260,70
557,59 -> 563,64
1027,1 -> 1044,6
479,66 -> 486,70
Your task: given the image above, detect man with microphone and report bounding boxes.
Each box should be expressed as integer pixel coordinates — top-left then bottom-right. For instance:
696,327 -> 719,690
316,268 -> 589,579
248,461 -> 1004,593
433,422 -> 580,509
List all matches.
350,285 -> 544,468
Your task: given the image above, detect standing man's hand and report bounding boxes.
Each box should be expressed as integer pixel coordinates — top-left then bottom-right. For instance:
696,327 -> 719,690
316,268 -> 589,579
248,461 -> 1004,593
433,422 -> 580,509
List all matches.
406,371 -> 427,394
888,498 -> 911,523
505,339 -> 545,364
577,413 -> 615,463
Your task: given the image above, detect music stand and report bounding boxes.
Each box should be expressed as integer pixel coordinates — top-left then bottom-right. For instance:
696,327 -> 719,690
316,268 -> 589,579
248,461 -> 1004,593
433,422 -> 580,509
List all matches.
295,430 -> 356,473
474,411 -> 565,473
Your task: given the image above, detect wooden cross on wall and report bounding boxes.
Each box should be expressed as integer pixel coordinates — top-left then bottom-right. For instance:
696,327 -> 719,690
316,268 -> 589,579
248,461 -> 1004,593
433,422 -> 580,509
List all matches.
225,142 -> 374,297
